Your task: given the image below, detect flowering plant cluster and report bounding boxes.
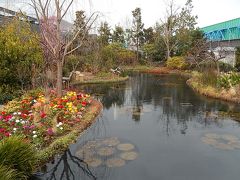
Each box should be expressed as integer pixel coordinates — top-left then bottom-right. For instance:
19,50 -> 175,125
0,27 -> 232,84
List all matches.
0,90 -> 91,147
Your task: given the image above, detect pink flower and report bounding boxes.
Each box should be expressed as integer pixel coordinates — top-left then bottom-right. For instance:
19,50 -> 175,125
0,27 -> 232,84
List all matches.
47,128 -> 54,135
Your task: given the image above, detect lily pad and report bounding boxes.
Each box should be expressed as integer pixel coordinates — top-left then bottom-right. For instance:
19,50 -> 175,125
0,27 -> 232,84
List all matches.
221,134 -> 238,142
228,141 -> 240,149
106,158 -> 126,168
102,137 -> 120,146
117,143 -> 135,151
204,133 -> 220,139
214,143 -> 234,150
84,158 -> 102,167
201,137 -> 218,145
97,147 -> 115,156
120,151 -> 138,161
76,148 -> 94,158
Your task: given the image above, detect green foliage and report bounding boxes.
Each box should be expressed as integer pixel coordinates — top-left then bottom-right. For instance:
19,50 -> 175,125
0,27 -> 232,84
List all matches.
112,26 -> 125,44
0,165 -> 19,180
235,47 -> 240,71
0,136 -> 37,179
218,72 -> 240,89
98,22 -> 112,46
0,15 -> 43,103
100,43 -> 136,70
200,70 -> 218,87
198,61 -> 236,72
166,56 -> 188,70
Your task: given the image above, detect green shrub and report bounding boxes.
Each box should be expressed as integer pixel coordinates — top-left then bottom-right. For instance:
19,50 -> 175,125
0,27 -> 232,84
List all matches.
219,62 -> 236,72
0,85 -> 23,104
0,136 -> 37,179
218,72 -> 240,89
200,70 -> 218,87
235,47 -> 240,71
166,56 -> 188,70
0,165 -> 19,180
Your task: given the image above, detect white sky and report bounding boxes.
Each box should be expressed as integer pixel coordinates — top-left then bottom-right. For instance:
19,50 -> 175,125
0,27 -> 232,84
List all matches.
0,0 -> 240,28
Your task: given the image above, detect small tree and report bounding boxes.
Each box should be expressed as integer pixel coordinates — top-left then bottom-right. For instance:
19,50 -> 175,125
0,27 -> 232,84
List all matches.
31,0 -> 97,97
131,7 -> 144,62
112,25 -> 125,44
98,22 -> 112,46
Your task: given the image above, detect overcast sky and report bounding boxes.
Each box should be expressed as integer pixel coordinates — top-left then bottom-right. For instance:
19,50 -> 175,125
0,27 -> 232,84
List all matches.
1,0 -> 240,28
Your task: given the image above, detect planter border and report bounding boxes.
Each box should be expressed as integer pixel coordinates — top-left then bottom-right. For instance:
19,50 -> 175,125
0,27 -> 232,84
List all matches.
36,99 -> 103,166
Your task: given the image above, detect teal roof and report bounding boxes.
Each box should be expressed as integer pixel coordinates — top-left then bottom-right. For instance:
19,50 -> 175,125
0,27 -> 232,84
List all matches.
201,18 -> 240,41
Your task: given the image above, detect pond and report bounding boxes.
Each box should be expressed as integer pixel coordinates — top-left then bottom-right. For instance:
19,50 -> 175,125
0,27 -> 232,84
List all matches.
34,73 -> 240,180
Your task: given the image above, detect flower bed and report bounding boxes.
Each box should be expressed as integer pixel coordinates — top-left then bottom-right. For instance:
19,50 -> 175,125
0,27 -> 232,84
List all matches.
0,90 -> 98,148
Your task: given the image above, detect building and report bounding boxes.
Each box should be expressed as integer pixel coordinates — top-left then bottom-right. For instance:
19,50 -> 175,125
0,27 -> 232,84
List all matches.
201,18 -> 240,66
0,6 -> 73,33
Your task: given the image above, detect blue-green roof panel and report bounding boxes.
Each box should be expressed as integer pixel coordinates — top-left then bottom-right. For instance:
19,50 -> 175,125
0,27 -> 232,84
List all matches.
201,18 -> 240,41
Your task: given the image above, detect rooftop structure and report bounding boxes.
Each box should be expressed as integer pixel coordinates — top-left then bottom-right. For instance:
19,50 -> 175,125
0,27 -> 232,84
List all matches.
201,18 -> 240,42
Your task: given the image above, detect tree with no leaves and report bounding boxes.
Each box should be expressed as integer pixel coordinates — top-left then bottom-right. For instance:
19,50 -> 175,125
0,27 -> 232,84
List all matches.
30,0 -> 97,97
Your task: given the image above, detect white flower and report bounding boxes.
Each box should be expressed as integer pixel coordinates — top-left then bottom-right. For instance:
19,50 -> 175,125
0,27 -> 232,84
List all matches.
21,121 -> 26,124
60,127 -> 63,130
18,112 -> 21,115
33,131 -> 36,134
56,124 -> 60,128
15,120 -> 20,123
13,112 -> 17,115
13,128 -> 17,131
58,122 -> 63,126
33,135 -> 37,138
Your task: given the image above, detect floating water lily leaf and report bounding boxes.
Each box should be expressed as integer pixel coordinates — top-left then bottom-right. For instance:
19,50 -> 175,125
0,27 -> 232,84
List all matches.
201,137 -> 218,145
117,143 -> 135,151
202,133 -> 240,150
106,158 -> 126,168
85,140 -> 101,149
204,133 -> 220,139
102,137 -> 120,146
120,151 -> 138,161
76,148 -> 94,158
84,158 -> 102,167
228,141 -> 240,149
97,147 -> 115,156
214,143 -> 234,150
221,134 -> 238,142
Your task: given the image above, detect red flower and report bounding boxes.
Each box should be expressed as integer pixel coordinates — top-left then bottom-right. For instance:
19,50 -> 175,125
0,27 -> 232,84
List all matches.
4,132 -> 10,137
1,111 -> 6,115
21,113 -> 28,119
40,112 -> 47,118
57,105 -> 64,109
81,101 -> 87,107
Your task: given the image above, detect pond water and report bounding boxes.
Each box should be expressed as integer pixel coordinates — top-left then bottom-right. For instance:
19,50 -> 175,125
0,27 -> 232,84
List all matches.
34,73 -> 240,180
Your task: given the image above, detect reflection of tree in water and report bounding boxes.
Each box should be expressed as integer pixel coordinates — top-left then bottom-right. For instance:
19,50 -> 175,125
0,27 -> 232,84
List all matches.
34,149 -> 96,180
75,83 -> 126,109
129,74 -> 237,135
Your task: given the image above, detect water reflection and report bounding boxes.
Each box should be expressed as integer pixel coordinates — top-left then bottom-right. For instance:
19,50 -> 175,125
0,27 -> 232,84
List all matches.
36,73 -> 240,180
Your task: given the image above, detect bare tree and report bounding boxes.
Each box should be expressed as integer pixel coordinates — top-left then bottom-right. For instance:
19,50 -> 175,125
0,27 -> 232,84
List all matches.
30,0 -> 98,97
160,0 -> 179,59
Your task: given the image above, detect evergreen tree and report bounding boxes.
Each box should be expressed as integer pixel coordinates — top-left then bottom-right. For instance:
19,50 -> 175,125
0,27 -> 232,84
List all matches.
131,7 -> 144,62
112,25 -> 125,44
98,22 -> 112,46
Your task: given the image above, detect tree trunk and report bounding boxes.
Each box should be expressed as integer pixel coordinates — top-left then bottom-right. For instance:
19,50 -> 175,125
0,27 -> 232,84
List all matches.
56,61 -> 63,97
136,37 -> 139,62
